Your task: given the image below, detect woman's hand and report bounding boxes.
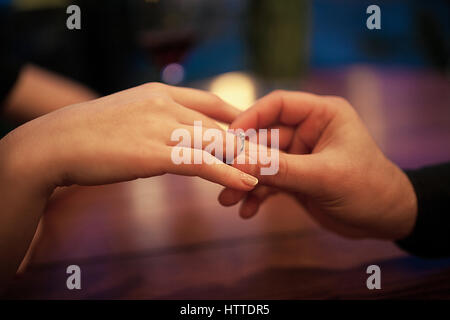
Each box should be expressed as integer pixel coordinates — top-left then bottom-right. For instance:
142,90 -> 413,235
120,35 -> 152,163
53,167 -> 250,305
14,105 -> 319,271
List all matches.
3,82 -> 258,191
218,90 -> 417,240
0,82 -> 258,287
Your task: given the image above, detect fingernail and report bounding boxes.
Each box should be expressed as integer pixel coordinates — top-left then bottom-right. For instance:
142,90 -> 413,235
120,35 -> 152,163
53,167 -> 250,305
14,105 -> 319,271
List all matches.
241,173 -> 258,187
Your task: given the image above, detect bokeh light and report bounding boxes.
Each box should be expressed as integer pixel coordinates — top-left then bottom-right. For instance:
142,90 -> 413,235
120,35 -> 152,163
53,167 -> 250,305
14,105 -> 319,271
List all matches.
161,63 -> 185,85
209,72 -> 256,111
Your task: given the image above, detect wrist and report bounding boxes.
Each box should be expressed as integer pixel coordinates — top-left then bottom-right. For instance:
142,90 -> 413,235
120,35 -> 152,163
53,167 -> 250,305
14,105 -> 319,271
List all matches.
0,120 -> 58,199
382,161 -> 418,240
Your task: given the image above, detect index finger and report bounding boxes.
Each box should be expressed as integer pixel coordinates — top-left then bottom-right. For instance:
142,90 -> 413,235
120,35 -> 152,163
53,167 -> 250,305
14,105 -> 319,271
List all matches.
230,90 -> 325,130
165,85 -> 241,124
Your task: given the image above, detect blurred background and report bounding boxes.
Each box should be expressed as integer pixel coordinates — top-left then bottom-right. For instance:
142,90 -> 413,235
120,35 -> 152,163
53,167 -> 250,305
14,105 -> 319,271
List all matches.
1,0 -> 449,87
2,0 -> 450,299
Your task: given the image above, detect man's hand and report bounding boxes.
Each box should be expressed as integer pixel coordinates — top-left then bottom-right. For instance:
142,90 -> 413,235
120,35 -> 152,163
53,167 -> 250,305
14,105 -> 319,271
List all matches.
219,90 -> 417,240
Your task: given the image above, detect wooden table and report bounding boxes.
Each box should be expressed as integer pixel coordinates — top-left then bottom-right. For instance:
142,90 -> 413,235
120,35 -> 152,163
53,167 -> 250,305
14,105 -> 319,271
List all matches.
3,66 -> 450,299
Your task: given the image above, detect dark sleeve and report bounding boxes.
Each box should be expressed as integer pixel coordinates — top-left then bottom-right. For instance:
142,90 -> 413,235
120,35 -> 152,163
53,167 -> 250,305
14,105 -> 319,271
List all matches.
0,8 -> 24,109
0,57 -> 23,108
396,162 -> 450,258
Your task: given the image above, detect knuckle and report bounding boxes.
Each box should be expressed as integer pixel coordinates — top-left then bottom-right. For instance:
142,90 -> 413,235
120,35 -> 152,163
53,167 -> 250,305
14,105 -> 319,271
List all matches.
264,90 -> 287,107
149,95 -> 168,107
268,90 -> 288,102
324,95 -> 356,116
271,89 -> 287,96
147,96 -> 167,111
144,82 -> 165,91
326,95 -> 350,108
208,93 -> 225,105
142,94 -> 173,116
326,95 -> 347,104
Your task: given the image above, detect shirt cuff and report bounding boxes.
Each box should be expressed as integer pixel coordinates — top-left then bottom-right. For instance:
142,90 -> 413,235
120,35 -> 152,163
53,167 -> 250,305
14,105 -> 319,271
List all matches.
396,163 -> 450,258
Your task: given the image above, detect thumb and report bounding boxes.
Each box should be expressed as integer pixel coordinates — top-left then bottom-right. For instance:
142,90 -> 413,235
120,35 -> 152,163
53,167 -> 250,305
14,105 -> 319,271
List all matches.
232,151 -> 324,196
265,152 -> 324,195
